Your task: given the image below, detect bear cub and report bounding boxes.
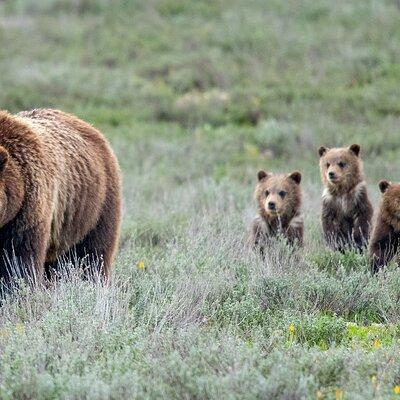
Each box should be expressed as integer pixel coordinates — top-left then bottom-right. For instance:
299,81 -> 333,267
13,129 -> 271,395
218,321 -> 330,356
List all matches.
319,144 -> 373,252
369,180 -> 400,272
249,170 -> 303,255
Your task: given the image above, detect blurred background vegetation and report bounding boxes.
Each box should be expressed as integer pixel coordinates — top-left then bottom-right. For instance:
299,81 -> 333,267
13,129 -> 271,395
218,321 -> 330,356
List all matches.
2,0 -> 400,178
1,1 -> 400,399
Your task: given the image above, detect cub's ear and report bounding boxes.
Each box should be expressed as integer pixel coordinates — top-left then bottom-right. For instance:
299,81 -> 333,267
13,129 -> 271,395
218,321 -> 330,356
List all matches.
318,146 -> 328,157
379,180 -> 391,193
349,144 -> 360,156
288,171 -> 301,185
0,146 -> 9,173
257,170 -> 270,181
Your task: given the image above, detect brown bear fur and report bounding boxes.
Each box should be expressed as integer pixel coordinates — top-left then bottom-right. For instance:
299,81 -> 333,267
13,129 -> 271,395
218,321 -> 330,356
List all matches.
369,180 -> 400,272
319,144 -> 373,252
249,170 -> 303,255
0,108 -> 121,284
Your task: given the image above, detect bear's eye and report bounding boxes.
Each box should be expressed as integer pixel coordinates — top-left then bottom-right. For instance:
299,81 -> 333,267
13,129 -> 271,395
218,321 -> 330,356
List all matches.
265,190 -> 269,197
278,191 -> 286,198
338,161 -> 346,168
326,163 -> 330,168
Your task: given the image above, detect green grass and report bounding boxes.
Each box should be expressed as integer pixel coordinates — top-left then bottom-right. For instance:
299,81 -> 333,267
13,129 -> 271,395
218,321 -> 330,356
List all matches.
1,0 -> 400,398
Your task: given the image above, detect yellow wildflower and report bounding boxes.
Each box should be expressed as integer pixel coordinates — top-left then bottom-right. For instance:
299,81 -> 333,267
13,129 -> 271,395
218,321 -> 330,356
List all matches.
244,143 -> 259,159
335,388 -> 343,400
251,96 -> 261,106
394,386 -> 400,395
288,324 -> 296,334
15,323 -> 24,334
137,260 -> 145,270
371,375 -> 377,385
373,338 -> 381,349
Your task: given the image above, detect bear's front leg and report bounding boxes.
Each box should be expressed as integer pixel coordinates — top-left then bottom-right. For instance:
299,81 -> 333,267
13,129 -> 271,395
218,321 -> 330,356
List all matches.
321,200 -> 343,251
248,217 -> 267,258
286,217 -> 304,247
369,239 -> 391,273
368,220 -> 396,273
352,188 -> 373,250
5,224 -> 49,285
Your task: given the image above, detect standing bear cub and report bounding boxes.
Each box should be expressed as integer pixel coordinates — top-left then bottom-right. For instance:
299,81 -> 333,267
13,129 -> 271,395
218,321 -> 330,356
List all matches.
369,180 -> 400,272
249,170 -> 303,256
319,144 -> 373,252
0,108 -> 121,285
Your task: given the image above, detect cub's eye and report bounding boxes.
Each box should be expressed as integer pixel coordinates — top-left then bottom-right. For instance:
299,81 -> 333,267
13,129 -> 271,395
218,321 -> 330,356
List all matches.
265,190 -> 269,197
326,163 -> 330,168
278,191 -> 286,198
338,161 -> 346,168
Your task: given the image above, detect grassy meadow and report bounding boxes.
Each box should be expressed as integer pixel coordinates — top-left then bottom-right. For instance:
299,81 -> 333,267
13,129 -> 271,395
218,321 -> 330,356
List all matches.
1,0 -> 400,398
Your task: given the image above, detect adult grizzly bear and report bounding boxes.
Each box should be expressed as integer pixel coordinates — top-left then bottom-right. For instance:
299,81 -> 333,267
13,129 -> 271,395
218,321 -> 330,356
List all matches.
0,108 -> 121,284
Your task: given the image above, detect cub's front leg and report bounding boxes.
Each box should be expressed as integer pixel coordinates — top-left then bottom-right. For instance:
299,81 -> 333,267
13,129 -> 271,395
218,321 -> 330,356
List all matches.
286,216 -> 304,247
352,187 -> 373,250
368,219 -> 398,273
321,199 -> 344,251
248,217 -> 268,258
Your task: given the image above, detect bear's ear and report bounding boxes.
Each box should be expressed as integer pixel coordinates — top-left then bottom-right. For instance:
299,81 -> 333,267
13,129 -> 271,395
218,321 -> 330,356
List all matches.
257,170 -> 270,181
349,144 -> 360,157
318,146 -> 328,157
379,180 -> 391,194
0,146 -> 9,173
288,171 -> 301,185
